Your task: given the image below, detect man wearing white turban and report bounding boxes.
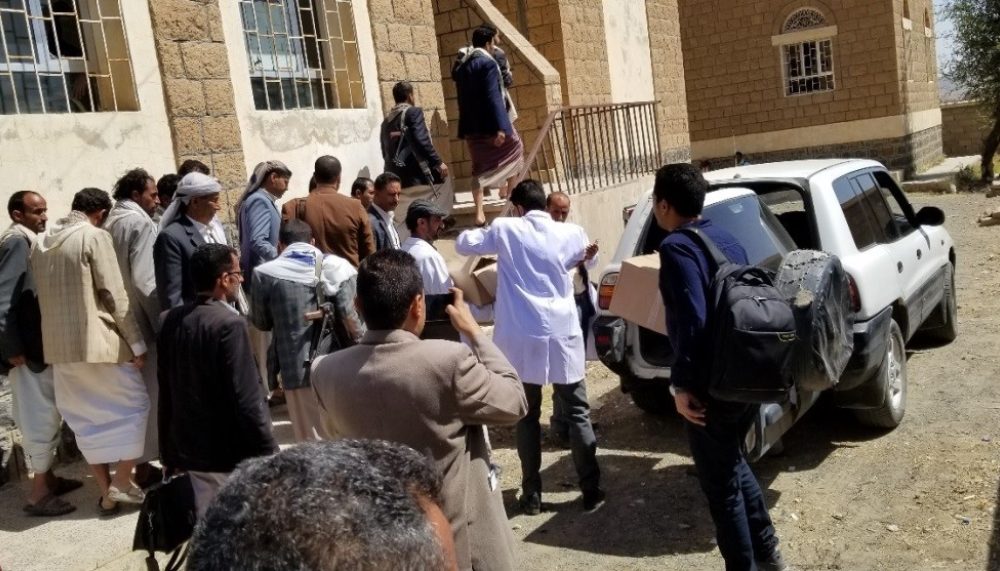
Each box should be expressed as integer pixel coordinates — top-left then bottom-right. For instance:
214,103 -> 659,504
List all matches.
154,172 -> 227,309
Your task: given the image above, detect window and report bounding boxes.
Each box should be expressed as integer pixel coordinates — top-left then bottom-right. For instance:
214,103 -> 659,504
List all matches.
239,0 -> 365,111
760,189 -> 816,249
778,8 -> 836,96
833,176 -> 879,249
0,0 -> 137,114
704,195 -> 796,270
872,171 -> 916,236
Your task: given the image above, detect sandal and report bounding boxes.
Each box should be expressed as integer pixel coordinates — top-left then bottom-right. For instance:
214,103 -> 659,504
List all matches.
51,476 -> 84,496
107,484 -> 145,504
97,496 -> 120,517
23,494 -> 76,517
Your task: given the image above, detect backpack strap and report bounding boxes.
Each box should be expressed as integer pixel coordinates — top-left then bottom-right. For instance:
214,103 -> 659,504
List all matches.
677,227 -> 731,267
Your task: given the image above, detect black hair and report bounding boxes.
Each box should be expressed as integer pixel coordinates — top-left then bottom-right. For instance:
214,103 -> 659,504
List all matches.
157,173 -> 181,200
279,219 -> 313,246
472,25 -> 497,48
178,159 -> 210,177
392,81 -> 414,104
510,179 -> 546,212
7,190 -> 38,218
357,250 -> 423,330
191,243 -> 237,292
374,172 -> 401,192
112,168 -> 154,201
351,177 -> 373,197
187,440 -> 445,571
314,155 -> 342,185
652,163 -> 707,218
71,188 -> 112,215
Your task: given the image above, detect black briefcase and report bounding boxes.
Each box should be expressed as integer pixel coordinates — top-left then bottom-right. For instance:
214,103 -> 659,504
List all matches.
132,473 -> 197,571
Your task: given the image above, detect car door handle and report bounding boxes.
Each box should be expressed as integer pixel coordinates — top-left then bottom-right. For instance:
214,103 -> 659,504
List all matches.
916,249 -> 922,260
897,261 -> 904,273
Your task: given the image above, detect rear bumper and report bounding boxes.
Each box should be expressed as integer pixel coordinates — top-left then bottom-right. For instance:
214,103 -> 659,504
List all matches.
593,316 -> 630,378
837,306 -> 892,391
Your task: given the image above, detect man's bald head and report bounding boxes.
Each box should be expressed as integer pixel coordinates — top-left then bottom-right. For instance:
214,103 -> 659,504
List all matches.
314,155 -> 342,185
546,191 -> 571,223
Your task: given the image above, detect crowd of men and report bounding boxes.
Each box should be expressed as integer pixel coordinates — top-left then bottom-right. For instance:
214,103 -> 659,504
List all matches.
0,24 -> 789,571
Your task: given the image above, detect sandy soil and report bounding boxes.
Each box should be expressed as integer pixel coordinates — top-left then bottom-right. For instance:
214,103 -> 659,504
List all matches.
490,192 -> 1000,571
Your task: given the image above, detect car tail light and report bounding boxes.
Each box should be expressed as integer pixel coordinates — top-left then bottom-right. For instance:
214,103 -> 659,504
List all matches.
598,273 -> 619,310
847,273 -> 861,313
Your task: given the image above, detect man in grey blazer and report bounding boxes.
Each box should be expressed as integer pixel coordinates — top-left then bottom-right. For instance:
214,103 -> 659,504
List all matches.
313,249 -> 527,571
367,172 -> 402,251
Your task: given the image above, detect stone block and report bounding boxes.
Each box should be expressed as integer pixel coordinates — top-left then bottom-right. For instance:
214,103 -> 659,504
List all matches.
163,77 -> 206,117
206,4 -> 227,43
387,23 -> 414,53
377,52 -> 406,81
405,53 -> 433,81
900,178 -> 956,194
411,25 -> 437,55
203,116 -> 243,152
150,0 -> 209,42
156,41 -> 186,79
171,117 -> 206,156
203,79 -> 237,116
181,42 -> 231,80
212,152 -> 249,192
395,0 -> 431,24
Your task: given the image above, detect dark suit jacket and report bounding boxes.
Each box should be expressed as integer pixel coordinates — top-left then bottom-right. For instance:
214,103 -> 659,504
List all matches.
154,217 -> 204,309
281,191 -> 375,268
367,205 -> 394,252
0,231 -> 45,373
380,105 -> 444,188
452,52 -> 512,139
313,330 -> 527,571
158,298 -> 277,473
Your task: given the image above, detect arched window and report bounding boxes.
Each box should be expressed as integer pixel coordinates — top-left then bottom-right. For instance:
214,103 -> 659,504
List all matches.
777,8 -> 836,96
782,8 -> 827,33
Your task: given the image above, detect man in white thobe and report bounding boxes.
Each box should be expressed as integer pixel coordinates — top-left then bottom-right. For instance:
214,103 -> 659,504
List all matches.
456,180 -> 603,515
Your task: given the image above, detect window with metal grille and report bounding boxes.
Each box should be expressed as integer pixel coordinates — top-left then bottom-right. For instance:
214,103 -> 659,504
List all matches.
0,0 -> 138,114
239,0 -> 365,111
783,38 -> 835,96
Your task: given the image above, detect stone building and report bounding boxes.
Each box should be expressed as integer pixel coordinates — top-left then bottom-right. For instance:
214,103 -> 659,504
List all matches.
680,0 -> 943,176
0,0 -> 689,219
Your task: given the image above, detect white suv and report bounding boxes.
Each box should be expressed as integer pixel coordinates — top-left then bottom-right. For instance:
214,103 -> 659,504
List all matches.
594,159 -> 956,458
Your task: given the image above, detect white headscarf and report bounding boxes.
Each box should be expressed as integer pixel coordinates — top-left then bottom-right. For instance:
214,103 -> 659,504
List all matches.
158,172 -> 223,231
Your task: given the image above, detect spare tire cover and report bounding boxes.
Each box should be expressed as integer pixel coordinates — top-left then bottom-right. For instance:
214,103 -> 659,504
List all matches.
775,250 -> 854,391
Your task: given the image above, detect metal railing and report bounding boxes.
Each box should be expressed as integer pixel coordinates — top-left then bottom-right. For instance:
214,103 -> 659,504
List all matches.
518,101 -> 662,195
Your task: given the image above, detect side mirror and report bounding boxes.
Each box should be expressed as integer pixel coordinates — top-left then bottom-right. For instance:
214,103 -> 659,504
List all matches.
915,206 -> 945,227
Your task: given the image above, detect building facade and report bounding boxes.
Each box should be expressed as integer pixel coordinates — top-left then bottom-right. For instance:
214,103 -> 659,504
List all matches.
680,0 -> 943,176
0,0 -> 690,219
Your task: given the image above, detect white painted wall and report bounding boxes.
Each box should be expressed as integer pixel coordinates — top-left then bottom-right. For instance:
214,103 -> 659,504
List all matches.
602,0 -> 655,104
219,0 -> 385,203
569,175 -> 653,255
0,2 -> 175,220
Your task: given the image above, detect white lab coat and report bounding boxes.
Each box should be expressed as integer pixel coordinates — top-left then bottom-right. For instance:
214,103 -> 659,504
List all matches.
456,210 -> 589,385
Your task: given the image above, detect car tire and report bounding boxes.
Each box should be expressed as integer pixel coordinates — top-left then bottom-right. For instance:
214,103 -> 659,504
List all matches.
854,318 -> 907,429
628,384 -> 675,416
774,250 -> 855,391
924,263 -> 958,343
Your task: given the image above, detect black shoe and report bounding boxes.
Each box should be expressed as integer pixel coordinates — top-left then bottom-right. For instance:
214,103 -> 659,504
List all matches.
519,492 -> 541,515
757,549 -> 789,571
582,488 -> 606,512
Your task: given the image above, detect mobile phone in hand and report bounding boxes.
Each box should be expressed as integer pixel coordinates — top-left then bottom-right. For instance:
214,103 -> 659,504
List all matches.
425,292 -> 456,322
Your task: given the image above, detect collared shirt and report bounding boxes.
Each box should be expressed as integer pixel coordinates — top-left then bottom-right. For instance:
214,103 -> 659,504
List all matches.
187,216 -> 226,245
371,203 -> 401,249
402,236 -> 452,295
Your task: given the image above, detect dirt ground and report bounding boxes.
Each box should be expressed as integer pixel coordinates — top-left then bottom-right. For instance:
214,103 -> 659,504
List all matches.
491,192 -> 1000,571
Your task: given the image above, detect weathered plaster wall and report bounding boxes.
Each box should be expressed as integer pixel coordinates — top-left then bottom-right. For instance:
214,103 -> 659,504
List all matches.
602,0 -> 655,104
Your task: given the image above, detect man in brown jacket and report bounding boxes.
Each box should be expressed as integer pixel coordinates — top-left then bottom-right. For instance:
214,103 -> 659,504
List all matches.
31,188 -> 150,515
281,155 -> 375,267
313,249 -> 527,571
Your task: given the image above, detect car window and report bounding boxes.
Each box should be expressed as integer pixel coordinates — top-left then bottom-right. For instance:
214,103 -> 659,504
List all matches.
704,194 -> 794,269
872,170 -> 915,236
833,176 -> 879,249
760,189 -> 815,249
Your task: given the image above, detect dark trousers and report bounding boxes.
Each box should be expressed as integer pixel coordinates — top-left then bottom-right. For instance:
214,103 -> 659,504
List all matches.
517,382 -> 600,496
548,381 -> 578,440
686,413 -> 778,571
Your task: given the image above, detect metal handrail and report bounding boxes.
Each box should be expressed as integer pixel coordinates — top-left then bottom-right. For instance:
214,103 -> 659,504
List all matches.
517,101 -> 662,195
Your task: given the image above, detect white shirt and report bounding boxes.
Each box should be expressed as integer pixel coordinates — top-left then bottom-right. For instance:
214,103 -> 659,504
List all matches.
456,210 -> 589,385
372,204 -> 401,249
187,216 -> 226,245
403,235 -> 494,322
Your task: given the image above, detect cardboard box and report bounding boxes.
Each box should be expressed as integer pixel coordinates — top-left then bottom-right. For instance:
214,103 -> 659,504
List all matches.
434,239 -> 497,306
608,254 -> 668,336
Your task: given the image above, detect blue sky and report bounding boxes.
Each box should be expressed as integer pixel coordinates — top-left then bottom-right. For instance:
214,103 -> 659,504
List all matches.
934,0 -> 955,70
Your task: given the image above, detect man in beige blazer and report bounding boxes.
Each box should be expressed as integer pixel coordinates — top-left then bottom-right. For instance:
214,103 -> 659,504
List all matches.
31,188 -> 149,515
313,249 -> 527,571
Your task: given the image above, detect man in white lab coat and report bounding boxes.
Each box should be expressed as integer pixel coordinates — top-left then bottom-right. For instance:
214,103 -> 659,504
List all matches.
456,179 -> 603,515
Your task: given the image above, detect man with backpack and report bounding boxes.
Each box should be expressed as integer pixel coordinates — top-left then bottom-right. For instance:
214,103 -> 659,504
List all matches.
653,163 -> 788,571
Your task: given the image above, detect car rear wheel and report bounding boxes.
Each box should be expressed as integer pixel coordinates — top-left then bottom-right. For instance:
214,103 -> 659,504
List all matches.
628,384 -> 675,416
924,263 -> 958,343
854,318 -> 907,428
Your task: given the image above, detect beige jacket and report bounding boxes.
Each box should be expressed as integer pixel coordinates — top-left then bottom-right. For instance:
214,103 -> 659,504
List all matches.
312,329 -> 527,571
30,212 -> 146,364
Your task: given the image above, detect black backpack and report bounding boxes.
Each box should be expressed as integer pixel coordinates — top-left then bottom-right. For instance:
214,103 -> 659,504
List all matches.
681,228 -> 797,403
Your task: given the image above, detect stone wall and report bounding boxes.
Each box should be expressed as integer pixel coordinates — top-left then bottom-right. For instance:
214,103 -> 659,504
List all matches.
148,0 -> 247,222
646,0 -> 690,161
942,101 -> 994,157
434,0 -> 562,183
680,0 -> 904,144
895,0 -> 940,115
702,125 -> 942,177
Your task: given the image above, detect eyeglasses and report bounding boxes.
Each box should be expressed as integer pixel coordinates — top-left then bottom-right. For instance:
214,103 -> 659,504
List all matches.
224,270 -> 244,278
